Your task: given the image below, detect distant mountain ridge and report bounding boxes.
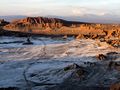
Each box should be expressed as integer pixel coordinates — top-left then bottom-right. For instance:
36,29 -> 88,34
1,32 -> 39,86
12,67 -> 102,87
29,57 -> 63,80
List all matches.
1,15 -> 120,24
0,15 -> 27,21
47,15 -> 120,24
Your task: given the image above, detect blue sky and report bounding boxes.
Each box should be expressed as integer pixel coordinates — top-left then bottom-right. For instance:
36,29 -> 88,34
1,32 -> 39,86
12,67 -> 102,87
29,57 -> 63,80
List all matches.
0,0 -> 120,17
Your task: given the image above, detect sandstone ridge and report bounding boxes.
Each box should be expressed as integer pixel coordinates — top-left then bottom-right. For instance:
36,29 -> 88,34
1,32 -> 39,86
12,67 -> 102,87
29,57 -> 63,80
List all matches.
4,17 -> 85,31
3,17 -> 120,47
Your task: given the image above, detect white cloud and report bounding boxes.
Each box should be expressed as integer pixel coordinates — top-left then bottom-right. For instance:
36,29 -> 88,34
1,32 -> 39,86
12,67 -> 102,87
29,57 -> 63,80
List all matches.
21,6 -> 113,17
0,0 -> 120,18
70,7 -> 108,16
72,8 -> 86,16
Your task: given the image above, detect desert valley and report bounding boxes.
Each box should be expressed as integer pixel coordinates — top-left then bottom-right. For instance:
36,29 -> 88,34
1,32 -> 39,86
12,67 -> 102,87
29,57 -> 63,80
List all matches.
0,16 -> 119,90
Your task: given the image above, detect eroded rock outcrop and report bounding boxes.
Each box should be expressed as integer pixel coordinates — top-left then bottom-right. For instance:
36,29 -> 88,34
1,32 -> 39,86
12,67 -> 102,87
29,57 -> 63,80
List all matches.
3,17 -> 120,47
96,54 -> 107,60
107,40 -> 120,47
4,17 -> 84,31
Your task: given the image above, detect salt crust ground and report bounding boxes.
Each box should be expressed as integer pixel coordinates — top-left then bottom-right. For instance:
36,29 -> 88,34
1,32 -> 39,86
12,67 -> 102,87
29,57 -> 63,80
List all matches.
0,39 -> 119,90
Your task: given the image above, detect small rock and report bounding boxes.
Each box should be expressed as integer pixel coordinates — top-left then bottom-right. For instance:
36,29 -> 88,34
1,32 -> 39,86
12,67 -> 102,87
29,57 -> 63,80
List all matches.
96,54 -> 107,60
23,38 -> 33,45
64,63 -> 81,71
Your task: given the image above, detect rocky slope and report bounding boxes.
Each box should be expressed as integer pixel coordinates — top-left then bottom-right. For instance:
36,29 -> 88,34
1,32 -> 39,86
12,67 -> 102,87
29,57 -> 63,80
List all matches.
2,17 -> 120,47
3,17 -> 120,38
4,17 -> 85,31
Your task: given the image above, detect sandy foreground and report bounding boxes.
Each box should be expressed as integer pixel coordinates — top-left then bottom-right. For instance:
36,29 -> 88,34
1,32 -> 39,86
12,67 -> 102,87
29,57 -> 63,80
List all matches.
0,39 -> 120,90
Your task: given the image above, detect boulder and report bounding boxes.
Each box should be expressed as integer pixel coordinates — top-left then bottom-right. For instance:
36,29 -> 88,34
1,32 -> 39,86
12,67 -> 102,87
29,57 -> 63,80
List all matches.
22,38 -> 33,45
96,54 -> 107,60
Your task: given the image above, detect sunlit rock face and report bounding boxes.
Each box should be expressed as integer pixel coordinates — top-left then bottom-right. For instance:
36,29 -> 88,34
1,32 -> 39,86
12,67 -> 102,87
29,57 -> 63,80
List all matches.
4,17 -> 75,30
3,17 -> 120,47
3,17 -> 120,37
3,17 -> 84,31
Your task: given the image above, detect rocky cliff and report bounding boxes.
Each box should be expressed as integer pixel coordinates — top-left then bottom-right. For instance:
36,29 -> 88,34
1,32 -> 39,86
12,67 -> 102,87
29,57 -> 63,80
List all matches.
4,17 -> 85,31
3,17 -> 120,47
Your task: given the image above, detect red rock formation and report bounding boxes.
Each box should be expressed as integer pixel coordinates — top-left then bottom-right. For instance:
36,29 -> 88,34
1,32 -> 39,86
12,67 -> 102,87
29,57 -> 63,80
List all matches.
3,17 -> 120,47
4,17 -> 88,31
4,17 -> 85,31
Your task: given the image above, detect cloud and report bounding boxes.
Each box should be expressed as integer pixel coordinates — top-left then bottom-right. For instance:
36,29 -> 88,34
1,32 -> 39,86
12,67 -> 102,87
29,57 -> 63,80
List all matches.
69,6 -> 109,17
0,0 -> 120,20
72,8 -> 86,16
22,6 -> 115,18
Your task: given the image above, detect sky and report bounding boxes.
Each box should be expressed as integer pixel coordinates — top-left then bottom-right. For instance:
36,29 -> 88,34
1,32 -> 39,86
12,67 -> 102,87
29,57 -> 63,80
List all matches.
0,0 -> 120,16
0,0 -> 120,23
